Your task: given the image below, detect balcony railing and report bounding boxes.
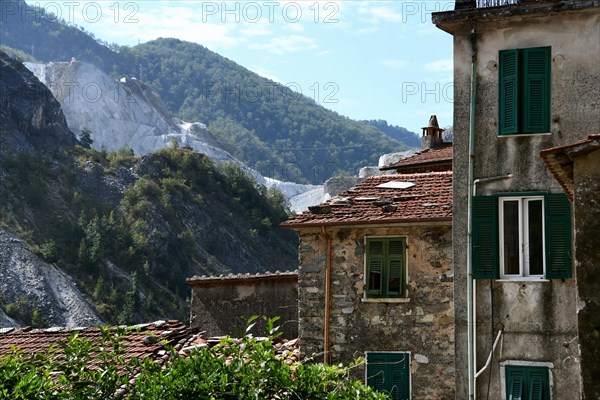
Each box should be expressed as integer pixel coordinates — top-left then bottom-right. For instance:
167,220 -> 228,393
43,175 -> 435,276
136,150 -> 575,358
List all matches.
477,0 -> 520,7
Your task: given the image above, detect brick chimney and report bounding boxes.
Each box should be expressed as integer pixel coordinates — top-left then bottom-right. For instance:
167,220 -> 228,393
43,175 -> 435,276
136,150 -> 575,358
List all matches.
421,115 -> 444,151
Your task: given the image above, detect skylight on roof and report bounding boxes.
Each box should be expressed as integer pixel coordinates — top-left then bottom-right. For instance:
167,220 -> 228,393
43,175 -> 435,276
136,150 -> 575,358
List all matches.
377,181 -> 415,189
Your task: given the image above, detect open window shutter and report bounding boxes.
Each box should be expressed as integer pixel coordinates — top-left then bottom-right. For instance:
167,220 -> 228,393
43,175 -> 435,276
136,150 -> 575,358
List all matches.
367,239 -> 384,296
522,47 -> 551,133
387,239 -> 405,296
545,193 -> 572,279
366,354 -> 388,393
390,353 -> 410,400
499,49 -> 520,135
472,196 -> 499,279
507,368 -> 525,400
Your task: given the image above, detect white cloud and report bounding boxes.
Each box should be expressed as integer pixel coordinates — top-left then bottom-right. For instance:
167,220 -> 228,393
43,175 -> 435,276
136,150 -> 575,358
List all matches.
249,35 -> 318,55
425,59 -> 453,72
359,5 -> 403,23
381,59 -> 408,68
249,67 -> 284,84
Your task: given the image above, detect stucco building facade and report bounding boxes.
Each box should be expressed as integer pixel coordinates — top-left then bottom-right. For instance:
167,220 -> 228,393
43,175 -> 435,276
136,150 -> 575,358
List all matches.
433,1 -> 599,399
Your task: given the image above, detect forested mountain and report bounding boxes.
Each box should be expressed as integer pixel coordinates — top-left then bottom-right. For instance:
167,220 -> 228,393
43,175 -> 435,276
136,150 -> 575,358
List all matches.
0,51 -> 297,326
361,120 -> 421,148
1,0 -> 417,184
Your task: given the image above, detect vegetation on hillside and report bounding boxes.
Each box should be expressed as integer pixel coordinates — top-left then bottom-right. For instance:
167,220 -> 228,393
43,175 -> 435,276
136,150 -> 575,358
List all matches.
1,1 -> 418,184
0,145 -> 296,325
0,320 -> 388,399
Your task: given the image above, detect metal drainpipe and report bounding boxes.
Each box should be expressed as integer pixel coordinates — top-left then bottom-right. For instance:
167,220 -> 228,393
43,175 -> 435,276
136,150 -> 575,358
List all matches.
321,225 -> 332,364
467,27 -> 478,400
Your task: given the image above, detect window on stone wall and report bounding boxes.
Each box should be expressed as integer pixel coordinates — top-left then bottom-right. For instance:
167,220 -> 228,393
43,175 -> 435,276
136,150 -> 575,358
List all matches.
365,237 -> 406,298
366,352 -> 410,400
505,365 -> 550,400
499,46 -> 551,135
472,192 -> 571,280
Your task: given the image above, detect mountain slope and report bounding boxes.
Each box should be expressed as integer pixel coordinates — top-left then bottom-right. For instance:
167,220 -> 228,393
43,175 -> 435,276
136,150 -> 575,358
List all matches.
0,51 -> 297,327
1,2 -> 416,184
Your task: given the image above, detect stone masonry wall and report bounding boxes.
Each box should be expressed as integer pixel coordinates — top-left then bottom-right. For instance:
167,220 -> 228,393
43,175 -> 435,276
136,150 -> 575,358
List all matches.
298,224 -> 454,400
189,277 -> 298,339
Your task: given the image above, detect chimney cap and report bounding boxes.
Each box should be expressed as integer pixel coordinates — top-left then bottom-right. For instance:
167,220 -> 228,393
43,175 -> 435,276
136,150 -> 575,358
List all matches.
422,115 -> 445,131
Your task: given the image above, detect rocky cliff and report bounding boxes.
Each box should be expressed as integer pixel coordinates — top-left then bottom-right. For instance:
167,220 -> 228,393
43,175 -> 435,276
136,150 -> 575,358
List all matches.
0,51 -> 298,327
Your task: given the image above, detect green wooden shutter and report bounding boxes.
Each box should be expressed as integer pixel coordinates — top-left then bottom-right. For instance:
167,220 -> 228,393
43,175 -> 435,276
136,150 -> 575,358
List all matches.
472,196 -> 499,279
366,354 -> 387,392
387,239 -> 405,296
507,367 -> 525,400
499,49 -> 520,135
367,239 -> 384,296
366,353 -> 410,400
522,47 -> 551,133
545,193 -> 572,279
390,353 -> 410,400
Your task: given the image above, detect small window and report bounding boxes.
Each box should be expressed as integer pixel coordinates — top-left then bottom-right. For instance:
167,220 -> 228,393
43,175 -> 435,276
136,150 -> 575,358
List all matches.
365,238 -> 406,298
505,365 -> 550,400
472,193 -> 571,280
499,46 -> 551,135
366,352 -> 410,400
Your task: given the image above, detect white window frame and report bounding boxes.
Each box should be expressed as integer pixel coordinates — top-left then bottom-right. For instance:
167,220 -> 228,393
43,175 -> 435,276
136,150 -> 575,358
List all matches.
498,196 -> 546,279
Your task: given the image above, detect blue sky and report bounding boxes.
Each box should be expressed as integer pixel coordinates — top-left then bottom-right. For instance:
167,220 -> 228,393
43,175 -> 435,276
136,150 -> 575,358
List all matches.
27,0 -> 454,134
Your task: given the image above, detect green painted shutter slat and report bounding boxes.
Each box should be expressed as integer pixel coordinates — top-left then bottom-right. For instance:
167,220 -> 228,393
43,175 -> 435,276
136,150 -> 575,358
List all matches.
545,193 -> 572,279
499,49 -> 520,135
388,239 -> 405,296
523,47 -> 551,133
367,239 -> 385,296
472,196 -> 499,279
529,375 -> 543,400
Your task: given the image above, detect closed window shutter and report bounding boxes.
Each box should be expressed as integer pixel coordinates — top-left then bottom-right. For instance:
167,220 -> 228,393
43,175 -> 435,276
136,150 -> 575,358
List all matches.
367,239 -> 384,296
390,353 -> 410,400
472,196 -> 499,279
522,47 -> 551,133
499,49 -> 520,135
366,354 -> 387,392
545,193 -> 572,279
387,239 -> 405,296
507,368 -> 525,400
528,372 -> 544,400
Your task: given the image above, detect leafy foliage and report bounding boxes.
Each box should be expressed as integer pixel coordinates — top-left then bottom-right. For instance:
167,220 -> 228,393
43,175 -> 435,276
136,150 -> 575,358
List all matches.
0,319 -> 389,400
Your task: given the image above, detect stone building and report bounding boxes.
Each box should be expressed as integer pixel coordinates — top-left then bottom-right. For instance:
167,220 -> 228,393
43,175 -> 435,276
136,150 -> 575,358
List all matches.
186,271 -> 298,339
433,1 -> 599,399
541,134 -> 600,400
282,124 -> 455,399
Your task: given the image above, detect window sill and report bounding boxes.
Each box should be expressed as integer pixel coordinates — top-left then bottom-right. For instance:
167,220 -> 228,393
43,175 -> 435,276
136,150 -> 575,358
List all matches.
361,297 -> 410,304
498,132 -> 551,138
496,278 -> 550,283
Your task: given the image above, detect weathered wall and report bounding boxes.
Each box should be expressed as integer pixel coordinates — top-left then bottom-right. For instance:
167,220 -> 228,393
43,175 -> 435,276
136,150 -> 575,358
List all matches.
574,149 -> 600,400
189,277 -> 298,338
298,224 -> 454,400
448,7 -> 599,399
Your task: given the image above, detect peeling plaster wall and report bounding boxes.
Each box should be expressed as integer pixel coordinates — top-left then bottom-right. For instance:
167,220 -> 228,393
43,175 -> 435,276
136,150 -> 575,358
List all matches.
449,7 -> 599,400
573,149 -> 600,399
297,223 -> 454,399
189,278 -> 298,338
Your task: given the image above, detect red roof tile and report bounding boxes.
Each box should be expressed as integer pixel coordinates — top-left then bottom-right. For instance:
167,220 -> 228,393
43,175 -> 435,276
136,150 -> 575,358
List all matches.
380,145 -> 452,172
281,171 -> 452,228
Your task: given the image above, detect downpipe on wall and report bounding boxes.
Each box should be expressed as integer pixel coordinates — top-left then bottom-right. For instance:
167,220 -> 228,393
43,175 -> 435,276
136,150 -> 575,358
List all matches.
321,225 -> 332,364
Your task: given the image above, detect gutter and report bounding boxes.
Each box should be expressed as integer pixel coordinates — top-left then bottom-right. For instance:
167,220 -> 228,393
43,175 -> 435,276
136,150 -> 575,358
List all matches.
321,225 -> 332,365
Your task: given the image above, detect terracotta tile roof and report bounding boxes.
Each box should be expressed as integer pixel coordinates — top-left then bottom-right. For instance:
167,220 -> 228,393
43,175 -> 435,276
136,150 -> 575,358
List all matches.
380,144 -> 453,172
0,320 -> 197,367
541,134 -> 600,201
187,270 -> 298,285
281,171 -> 452,228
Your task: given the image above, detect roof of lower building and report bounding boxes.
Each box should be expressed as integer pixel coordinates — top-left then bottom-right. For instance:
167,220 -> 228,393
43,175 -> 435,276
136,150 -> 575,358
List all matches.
380,144 -> 453,172
540,134 -> 600,201
281,171 -> 452,228
187,270 -> 298,285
